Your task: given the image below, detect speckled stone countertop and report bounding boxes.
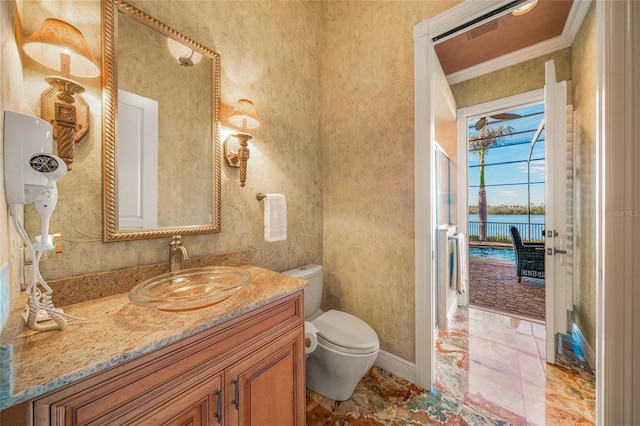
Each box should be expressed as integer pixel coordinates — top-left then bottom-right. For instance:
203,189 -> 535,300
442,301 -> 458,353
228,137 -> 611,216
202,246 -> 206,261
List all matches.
0,265 -> 307,410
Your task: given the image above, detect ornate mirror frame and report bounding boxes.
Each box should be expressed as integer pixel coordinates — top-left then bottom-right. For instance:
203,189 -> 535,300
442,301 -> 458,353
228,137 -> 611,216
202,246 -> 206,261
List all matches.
102,0 -> 222,242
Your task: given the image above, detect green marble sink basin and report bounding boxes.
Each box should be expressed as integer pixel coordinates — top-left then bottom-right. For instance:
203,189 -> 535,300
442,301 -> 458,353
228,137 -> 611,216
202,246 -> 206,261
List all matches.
129,266 -> 251,312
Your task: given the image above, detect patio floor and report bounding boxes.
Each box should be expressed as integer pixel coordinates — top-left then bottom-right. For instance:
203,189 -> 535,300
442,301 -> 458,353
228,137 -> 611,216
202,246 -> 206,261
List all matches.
468,256 -> 545,322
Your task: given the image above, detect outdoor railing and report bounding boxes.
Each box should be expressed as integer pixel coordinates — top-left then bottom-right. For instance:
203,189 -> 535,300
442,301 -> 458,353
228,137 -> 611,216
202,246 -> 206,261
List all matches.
468,221 -> 545,243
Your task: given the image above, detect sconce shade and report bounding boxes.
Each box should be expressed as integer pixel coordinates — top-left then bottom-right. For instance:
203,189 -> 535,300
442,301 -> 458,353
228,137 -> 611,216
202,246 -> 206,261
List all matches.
228,99 -> 260,130
23,18 -> 100,78
167,38 -> 203,66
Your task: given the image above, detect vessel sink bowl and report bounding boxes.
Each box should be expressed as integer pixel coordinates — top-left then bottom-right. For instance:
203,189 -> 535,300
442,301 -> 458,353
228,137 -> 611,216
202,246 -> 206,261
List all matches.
129,266 -> 251,312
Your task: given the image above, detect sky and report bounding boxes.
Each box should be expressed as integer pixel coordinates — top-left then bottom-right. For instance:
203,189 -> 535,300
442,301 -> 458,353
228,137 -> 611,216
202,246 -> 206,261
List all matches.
467,103 -> 545,208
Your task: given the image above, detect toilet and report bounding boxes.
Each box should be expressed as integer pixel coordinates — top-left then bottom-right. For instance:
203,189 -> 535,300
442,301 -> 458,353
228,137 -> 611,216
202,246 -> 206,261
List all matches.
283,264 -> 379,401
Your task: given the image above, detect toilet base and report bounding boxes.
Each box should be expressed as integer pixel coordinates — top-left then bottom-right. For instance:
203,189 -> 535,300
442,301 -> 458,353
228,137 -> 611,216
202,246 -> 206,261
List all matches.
306,343 -> 378,401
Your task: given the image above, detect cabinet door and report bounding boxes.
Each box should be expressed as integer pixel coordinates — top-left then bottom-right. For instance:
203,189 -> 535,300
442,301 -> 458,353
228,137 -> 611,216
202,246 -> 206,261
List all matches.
134,373 -> 224,426
226,328 -> 304,426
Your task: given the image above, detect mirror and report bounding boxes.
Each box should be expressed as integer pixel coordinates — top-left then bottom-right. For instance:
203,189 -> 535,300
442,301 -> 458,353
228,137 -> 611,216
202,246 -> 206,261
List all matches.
103,0 -> 221,241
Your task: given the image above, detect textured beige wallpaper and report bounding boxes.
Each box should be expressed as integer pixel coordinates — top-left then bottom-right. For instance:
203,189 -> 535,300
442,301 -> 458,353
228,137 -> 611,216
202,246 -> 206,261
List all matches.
570,3 -> 596,348
22,0 -> 323,280
321,0 -> 460,362
450,48 -> 572,109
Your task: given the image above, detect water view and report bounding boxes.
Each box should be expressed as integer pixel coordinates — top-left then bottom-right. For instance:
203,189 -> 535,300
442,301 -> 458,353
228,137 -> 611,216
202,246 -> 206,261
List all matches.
468,213 -> 545,224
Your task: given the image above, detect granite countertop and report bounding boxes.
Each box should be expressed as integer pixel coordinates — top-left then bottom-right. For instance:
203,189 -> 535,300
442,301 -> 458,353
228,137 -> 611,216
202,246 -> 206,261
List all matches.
0,265 -> 307,410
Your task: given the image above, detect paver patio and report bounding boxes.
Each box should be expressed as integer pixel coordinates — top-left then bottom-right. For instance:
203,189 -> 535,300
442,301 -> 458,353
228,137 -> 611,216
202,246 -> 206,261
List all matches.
468,256 -> 545,322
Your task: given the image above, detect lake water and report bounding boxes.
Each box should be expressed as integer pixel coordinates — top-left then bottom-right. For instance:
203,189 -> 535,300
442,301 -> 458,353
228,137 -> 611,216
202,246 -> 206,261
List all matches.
468,214 -> 545,224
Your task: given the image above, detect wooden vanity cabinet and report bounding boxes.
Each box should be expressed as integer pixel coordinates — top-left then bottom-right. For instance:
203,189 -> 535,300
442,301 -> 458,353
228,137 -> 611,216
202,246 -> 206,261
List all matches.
30,291 -> 305,426
226,330 -> 299,426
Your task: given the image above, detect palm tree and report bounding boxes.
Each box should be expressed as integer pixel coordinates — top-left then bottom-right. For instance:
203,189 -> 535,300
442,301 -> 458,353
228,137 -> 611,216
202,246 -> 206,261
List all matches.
469,123 -> 514,241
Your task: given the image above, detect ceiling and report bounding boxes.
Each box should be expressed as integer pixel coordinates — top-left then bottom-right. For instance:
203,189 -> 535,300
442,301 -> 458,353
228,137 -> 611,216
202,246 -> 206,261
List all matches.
434,0 -> 574,79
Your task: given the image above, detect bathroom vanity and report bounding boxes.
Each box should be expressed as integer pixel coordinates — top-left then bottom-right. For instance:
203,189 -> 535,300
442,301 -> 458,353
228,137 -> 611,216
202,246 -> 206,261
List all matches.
0,265 -> 306,425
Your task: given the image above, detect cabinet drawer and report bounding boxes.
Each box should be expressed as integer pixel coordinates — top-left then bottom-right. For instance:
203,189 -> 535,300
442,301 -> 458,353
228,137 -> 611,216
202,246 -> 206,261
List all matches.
86,370 -> 223,425
122,372 -> 223,425
33,292 -> 303,425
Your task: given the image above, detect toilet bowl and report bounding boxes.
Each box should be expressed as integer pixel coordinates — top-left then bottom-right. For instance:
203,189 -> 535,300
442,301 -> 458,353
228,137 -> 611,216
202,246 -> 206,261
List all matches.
283,265 -> 380,401
306,309 -> 379,401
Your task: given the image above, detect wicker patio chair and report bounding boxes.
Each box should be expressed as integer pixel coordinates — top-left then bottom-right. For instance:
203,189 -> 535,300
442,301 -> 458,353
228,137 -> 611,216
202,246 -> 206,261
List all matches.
509,226 -> 545,283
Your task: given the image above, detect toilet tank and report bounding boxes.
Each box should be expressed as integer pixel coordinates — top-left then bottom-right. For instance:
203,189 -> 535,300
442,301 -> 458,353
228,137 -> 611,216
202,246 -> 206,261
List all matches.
282,264 -> 323,319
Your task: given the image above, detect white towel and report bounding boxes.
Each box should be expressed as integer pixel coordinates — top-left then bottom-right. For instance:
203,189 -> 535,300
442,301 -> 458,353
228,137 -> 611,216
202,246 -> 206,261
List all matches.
455,233 -> 469,294
449,237 -> 458,292
264,193 -> 287,242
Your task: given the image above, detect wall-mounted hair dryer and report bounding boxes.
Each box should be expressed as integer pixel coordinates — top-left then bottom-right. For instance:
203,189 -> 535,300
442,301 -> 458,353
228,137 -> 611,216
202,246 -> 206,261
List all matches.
4,111 -> 67,251
3,111 -> 82,332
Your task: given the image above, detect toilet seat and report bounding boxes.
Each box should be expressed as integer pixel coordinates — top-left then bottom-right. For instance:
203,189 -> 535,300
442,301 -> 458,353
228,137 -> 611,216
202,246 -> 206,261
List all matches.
313,310 -> 379,355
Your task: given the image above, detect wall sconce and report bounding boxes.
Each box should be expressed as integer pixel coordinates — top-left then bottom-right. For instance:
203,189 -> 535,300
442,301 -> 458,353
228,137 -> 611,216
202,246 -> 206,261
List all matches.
23,18 -> 100,170
224,99 -> 260,187
167,38 -> 203,67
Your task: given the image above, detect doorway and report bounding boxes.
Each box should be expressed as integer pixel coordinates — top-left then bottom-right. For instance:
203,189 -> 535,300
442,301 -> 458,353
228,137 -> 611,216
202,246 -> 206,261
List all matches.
415,2 -> 637,423
413,0 -> 590,390
463,98 -> 547,322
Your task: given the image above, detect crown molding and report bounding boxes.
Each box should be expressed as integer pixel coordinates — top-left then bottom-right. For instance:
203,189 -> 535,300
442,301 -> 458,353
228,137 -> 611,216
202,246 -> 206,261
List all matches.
562,0 -> 592,41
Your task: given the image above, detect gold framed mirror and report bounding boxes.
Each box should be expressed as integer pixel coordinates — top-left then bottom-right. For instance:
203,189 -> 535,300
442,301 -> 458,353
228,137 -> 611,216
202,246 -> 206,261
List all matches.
103,0 -> 221,242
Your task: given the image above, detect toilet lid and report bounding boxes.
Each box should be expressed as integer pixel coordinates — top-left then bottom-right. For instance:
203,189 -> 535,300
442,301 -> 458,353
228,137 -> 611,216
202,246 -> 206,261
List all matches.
313,310 -> 379,353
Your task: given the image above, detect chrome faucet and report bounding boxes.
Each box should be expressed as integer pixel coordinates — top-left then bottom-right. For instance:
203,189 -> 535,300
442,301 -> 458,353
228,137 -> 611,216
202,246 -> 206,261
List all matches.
169,235 -> 189,272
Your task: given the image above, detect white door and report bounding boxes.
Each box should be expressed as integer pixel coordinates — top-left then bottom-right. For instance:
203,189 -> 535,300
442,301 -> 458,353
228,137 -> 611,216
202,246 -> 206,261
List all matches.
544,60 -> 572,364
117,90 -> 159,229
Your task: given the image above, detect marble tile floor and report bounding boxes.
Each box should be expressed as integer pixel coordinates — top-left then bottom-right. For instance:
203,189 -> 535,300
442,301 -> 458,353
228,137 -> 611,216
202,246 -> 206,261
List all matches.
306,307 -> 595,425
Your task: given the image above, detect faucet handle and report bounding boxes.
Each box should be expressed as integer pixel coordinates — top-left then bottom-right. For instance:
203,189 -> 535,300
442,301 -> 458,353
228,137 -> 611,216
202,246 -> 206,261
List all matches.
170,235 -> 182,248
170,235 -> 189,259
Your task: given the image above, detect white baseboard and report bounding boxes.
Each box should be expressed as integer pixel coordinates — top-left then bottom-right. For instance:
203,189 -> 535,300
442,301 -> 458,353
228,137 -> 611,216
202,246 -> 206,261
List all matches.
375,350 -> 417,384
572,322 -> 596,369
446,298 -> 458,330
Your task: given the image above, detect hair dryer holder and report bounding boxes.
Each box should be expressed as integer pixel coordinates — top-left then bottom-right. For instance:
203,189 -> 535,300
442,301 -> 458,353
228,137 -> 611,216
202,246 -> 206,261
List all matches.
3,111 -> 78,331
